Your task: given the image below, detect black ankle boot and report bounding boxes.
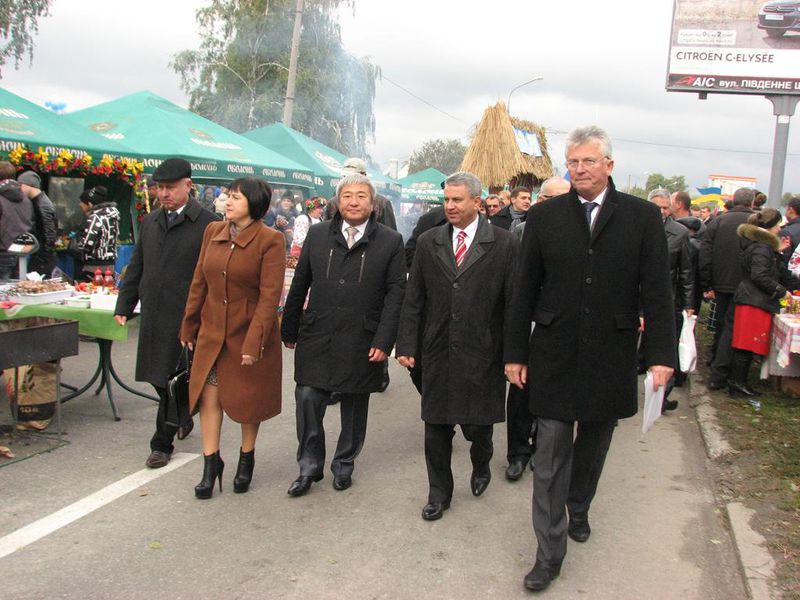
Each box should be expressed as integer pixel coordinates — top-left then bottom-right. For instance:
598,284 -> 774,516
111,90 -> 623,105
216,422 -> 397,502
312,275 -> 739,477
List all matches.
233,448 -> 255,493
195,451 -> 224,499
728,350 -> 760,398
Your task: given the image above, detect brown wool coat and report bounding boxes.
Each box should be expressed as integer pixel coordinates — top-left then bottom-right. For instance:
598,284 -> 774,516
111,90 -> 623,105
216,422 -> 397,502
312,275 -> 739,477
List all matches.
180,221 -> 285,423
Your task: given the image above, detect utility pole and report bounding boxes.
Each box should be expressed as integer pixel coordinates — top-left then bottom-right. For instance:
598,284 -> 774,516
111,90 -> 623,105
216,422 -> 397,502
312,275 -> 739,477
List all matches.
282,0 -> 304,128
766,95 -> 799,209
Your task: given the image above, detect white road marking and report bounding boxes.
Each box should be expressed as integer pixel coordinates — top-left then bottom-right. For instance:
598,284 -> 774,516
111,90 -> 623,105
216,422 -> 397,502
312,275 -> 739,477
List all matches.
0,452 -> 199,559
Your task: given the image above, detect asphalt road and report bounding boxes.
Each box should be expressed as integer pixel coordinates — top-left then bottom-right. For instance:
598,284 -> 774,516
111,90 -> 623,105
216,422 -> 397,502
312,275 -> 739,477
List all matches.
1,327 -> 747,599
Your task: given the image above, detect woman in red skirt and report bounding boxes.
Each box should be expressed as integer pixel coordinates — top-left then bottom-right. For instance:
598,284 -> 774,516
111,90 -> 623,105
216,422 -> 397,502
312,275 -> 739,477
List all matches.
730,208 -> 799,398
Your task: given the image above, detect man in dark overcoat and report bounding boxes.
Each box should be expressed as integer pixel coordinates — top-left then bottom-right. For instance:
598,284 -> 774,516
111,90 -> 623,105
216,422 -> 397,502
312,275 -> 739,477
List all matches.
114,158 -> 219,468
402,204 -> 447,394
396,171 -> 518,522
505,126 -> 676,592
281,173 -> 406,496
698,187 -> 755,388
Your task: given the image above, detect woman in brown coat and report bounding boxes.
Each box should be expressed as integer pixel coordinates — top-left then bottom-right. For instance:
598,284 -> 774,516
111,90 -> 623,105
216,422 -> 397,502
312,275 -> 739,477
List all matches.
180,177 -> 285,499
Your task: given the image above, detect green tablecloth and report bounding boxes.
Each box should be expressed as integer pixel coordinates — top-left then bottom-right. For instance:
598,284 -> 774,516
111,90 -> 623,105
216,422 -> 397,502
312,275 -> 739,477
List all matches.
0,304 -> 129,341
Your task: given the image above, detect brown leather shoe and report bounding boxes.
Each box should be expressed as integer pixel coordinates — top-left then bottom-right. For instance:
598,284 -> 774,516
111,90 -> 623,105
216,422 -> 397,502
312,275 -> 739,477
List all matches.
145,450 -> 172,469
177,418 -> 194,440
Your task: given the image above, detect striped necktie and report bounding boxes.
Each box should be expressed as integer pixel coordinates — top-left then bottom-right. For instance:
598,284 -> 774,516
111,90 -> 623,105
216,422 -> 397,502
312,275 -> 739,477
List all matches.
455,230 -> 467,268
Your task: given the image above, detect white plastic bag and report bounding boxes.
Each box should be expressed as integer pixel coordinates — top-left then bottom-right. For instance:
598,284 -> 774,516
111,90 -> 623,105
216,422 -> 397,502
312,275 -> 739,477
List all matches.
678,310 -> 697,373
642,372 -> 664,434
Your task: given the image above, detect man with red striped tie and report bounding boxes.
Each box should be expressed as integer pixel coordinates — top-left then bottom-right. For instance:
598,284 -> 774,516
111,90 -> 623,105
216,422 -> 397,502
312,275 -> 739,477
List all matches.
396,171 -> 519,521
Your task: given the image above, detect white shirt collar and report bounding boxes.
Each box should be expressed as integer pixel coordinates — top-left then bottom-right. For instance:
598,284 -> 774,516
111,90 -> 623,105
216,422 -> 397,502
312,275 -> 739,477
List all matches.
341,219 -> 368,236
578,187 -> 608,207
453,215 -> 480,240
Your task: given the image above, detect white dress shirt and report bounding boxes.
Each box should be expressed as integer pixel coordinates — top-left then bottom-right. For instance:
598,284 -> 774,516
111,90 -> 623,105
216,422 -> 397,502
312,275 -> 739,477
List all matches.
342,220 -> 368,246
578,187 -> 608,229
452,215 -> 480,255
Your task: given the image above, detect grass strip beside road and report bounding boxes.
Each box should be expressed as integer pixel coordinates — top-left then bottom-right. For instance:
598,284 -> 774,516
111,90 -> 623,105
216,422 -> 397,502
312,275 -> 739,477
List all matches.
696,319 -> 800,598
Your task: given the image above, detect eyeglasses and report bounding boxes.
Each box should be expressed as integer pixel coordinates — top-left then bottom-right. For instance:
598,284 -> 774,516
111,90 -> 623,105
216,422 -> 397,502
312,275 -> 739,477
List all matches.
565,157 -> 607,170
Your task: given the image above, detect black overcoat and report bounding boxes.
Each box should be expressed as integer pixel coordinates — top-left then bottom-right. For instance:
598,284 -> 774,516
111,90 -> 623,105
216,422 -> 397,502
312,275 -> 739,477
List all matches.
115,200 -> 220,387
396,216 -> 518,425
505,179 -> 676,422
734,223 -> 800,314
281,213 -> 406,394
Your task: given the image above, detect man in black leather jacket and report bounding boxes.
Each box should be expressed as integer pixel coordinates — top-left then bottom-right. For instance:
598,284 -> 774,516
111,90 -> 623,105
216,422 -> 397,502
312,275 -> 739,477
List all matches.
649,189 -> 695,409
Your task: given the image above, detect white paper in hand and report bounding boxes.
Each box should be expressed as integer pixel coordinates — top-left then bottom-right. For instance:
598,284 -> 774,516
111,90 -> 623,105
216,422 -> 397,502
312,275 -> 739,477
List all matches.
642,371 -> 664,434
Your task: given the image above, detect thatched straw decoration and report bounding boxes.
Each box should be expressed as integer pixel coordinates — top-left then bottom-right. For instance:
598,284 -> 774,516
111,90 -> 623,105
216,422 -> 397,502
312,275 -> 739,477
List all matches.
510,117 -> 555,181
460,101 -> 529,188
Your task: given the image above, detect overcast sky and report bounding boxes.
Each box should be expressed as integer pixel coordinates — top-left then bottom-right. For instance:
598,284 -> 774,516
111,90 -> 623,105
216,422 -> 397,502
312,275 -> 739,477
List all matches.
3,0 -> 799,194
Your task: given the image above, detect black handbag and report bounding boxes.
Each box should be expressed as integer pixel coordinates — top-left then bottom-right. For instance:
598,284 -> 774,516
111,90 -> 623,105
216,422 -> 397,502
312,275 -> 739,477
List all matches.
165,346 -> 193,428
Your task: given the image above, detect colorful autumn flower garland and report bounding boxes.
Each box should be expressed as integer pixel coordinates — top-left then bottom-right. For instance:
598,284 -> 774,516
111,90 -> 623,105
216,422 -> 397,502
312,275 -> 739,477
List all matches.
7,145 -> 149,222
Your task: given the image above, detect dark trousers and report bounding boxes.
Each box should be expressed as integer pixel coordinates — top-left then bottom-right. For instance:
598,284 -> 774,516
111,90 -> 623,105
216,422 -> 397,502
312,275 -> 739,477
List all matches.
532,418 -> 616,567
506,383 -> 534,462
710,292 -> 735,385
150,385 -> 178,454
424,422 -> 493,504
295,384 -> 370,478
0,253 -> 17,280
710,292 -> 733,356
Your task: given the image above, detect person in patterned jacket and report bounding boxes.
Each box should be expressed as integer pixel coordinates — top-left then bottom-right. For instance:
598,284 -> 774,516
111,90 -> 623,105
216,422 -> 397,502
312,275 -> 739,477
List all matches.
77,185 -> 120,278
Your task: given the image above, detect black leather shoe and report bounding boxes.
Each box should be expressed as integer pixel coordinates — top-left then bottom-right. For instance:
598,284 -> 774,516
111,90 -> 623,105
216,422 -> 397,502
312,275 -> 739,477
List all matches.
145,450 -> 172,469
333,475 -> 352,491
568,517 -> 591,542
728,381 -> 761,397
176,418 -> 194,440
661,399 -> 678,413
523,561 -> 561,591
505,459 -> 526,481
287,474 -> 323,497
707,379 -> 726,391
471,469 -> 491,496
421,501 -> 450,521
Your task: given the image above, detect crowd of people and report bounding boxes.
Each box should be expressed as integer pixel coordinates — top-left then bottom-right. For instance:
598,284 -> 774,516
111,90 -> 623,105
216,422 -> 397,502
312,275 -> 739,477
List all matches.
2,124 -> 798,594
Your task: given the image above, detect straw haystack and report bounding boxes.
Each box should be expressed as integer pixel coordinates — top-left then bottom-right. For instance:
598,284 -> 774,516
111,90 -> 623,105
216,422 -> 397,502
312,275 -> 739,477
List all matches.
460,101 -> 554,190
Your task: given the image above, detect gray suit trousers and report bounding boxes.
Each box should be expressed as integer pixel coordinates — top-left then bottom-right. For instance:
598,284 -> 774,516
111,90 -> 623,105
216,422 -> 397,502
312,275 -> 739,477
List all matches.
532,417 -> 616,566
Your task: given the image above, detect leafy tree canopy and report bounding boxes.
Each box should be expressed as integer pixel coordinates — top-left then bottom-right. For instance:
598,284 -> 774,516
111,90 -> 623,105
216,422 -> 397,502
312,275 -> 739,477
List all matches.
408,138 -> 467,176
645,173 -> 687,193
173,0 -> 379,158
0,0 -> 51,78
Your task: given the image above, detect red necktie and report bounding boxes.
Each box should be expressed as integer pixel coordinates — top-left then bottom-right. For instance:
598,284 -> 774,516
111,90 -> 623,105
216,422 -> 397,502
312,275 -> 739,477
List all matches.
455,230 -> 467,268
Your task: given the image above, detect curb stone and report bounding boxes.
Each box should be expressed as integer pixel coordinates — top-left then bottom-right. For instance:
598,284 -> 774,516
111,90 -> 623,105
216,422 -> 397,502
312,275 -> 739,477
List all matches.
726,502 -> 777,600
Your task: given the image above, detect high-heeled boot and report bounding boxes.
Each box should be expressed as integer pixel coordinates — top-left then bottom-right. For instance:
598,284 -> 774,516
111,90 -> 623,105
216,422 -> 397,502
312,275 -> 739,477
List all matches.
233,448 -> 255,493
728,349 -> 760,397
195,451 -> 224,499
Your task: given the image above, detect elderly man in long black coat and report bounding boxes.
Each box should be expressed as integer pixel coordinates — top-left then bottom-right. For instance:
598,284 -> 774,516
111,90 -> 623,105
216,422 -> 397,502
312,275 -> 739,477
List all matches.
396,172 -> 518,522
505,126 -> 675,592
115,159 -> 219,468
281,173 -> 406,497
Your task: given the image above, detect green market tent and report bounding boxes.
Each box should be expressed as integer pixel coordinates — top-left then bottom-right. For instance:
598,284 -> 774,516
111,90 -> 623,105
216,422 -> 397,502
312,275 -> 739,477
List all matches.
0,87 -> 145,243
66,91 -> 315,187
242,123 -> 401,199
0,87 -> 138,159
397,168 -> 447,204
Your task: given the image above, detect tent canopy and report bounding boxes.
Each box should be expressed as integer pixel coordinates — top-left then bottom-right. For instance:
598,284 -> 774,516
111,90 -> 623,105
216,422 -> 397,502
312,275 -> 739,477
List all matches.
243,123 -> 400,198
0,87 -> 138,160
67,91 -> 315,187
397,167 -> 447,204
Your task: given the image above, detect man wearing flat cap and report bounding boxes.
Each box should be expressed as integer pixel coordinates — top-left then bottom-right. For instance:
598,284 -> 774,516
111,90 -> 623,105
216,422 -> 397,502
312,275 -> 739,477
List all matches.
114,158 -> 220,468
17,170 -> 58,278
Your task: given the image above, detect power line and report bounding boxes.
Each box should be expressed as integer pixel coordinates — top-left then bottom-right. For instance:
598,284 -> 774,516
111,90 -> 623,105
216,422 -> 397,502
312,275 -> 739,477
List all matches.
546,129 -> 799,157
382,75 -> 469,125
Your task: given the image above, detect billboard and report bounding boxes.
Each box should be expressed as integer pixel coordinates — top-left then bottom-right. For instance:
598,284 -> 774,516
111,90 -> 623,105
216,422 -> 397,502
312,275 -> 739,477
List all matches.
666,0 -> 800,95
708,174 -> 758,197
